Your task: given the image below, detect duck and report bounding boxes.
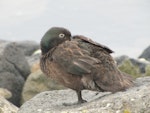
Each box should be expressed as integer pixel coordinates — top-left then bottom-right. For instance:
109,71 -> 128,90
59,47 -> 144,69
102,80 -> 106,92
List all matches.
40,27 -> 133,104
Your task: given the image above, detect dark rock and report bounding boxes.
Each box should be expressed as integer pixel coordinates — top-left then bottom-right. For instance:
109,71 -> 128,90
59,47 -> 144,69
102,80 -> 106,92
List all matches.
3,43 -> 31,79
139,45 -> 150,61
18,77 -> 150,113
0,72 -> 24,107
16,41 -> 39,56
0,41 -> 31,106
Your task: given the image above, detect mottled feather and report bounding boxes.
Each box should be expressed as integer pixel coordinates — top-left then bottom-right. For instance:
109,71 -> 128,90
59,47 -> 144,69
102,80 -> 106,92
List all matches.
40,27 -> 133,104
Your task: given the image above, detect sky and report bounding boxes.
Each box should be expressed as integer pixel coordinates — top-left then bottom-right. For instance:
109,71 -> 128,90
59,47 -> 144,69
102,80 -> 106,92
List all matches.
0,0 -> 150,58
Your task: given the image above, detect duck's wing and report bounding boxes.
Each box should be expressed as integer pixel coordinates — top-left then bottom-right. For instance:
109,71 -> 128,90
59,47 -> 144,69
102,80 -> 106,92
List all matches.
51,40 -> 133,92
52,40 -> 100,76
72,35 -> 114,53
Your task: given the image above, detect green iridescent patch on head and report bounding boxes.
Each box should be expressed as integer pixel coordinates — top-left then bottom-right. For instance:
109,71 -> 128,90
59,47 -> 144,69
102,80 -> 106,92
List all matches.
40,27 -> 71,54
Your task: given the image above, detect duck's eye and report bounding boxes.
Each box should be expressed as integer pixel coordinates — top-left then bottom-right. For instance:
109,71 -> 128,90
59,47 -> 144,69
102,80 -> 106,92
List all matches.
59,33 -> 65,38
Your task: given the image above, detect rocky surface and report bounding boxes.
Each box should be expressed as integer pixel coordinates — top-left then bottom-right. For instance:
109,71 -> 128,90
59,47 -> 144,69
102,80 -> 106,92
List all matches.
21,70 -> 65,104
115,55 -> 150,73
3,43 -> 31,79
0,88 -> 12,99
0,41 -> 31,106
115,55 -> 129,65
0,96 -> 18,113
118,59 -> 141,78
15,41 -> 39,56
145,65 -> 150,76
139,45 -> 150,61
130,58 -> 150,73
0,39 -> 149,111
26,49 -> 41,68
18,77 -> 150,113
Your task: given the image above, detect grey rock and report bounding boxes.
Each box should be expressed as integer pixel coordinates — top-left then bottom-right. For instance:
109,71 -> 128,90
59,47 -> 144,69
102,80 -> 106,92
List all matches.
18,77 -> 150,113
139,45 -> 150,61
0,41 -> 31,106
0,96 -> 18,113
115,55 -> 129,65
130,58 -> 149,73
16,41 -> 39,56
3,43 -> 31,79
0,72 -> 24,107
21,70 -> 65,104
26,50 -> 41,67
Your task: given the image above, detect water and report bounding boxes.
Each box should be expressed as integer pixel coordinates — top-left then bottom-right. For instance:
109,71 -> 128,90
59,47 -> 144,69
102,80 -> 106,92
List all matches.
0,0 -> 150,58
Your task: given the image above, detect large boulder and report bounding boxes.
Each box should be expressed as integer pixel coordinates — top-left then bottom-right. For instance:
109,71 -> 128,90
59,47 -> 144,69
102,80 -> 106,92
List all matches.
26,49 -> 41,68
115,55 -> 150,73
130,58 -> 150,73
18,77 -> 150,113
118,59 -> 141,78
139,45 -> 150,61
3,43 -> 31,79
0,96 -> 18,113
0,40 -> 31,106
15,41 -> 39,56
115,55 -> 129,65
21,70 -> 65,104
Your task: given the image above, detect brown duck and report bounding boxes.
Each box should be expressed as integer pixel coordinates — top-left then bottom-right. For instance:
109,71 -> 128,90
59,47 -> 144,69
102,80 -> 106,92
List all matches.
40,27 -> 133,104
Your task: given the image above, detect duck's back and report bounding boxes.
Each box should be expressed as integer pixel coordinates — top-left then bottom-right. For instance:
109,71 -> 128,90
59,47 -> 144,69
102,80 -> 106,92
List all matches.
72,35 -> 133,92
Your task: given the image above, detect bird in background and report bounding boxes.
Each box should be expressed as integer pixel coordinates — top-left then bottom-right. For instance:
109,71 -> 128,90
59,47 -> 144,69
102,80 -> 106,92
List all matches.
40,27 -> 133,104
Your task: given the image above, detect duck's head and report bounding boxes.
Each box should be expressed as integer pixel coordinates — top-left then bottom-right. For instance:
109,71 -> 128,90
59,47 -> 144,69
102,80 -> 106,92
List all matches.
40,27 -> 71,55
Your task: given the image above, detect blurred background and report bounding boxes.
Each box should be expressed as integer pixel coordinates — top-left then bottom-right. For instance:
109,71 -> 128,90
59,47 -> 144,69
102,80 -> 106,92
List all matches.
0,0 -> 150,58
0,1 -> 150,110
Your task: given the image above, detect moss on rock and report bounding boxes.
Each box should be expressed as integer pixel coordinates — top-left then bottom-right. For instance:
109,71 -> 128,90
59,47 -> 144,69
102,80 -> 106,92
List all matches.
118,59 -> 141,78
145,65 -> 150,76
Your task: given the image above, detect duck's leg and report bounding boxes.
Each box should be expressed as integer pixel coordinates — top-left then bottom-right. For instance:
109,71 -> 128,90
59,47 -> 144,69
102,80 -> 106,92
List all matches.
76,90 -> 87,104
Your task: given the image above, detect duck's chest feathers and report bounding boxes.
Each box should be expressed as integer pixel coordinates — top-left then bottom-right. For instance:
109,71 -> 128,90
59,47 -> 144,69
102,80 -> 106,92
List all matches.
40,55 -> 83,90
40,55 -> 63,79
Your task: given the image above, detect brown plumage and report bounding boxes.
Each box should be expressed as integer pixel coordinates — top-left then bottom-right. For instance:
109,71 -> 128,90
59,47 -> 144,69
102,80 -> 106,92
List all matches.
40,27 -> 133,104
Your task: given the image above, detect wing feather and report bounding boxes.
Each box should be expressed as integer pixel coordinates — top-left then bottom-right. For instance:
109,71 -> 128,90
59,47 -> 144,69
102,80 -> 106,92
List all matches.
72,35 -> 114,53
52,41 -> 100,76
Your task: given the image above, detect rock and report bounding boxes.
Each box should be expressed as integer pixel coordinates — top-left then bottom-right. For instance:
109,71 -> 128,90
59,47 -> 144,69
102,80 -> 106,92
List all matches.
118,59 -> 141,78
139,45 -> 150,61
21,70 -> 65,104
15,41 -> 40,56
0,96 -> 18,113
3,43 -> 31,79
0,72 -> 24,107
30,61 -> 40,73
115,55 -> 129,65
130,58 -> 150,73
115,55 -> 150,73
0,88 -> 12,99
26,49 -> 41,68
145,65 -> 150,76
0,41 -> 31,106
18,77 -> 150,113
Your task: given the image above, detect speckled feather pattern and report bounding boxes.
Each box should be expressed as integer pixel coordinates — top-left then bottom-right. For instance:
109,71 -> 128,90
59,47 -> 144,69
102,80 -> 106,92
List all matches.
40,36 -> 133,93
